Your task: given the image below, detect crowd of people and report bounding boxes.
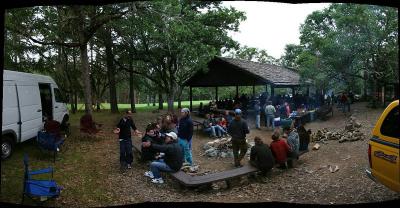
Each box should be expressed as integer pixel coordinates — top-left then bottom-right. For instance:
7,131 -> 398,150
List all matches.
109,105 -> 313,185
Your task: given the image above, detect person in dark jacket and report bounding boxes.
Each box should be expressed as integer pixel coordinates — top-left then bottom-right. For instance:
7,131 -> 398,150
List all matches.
142,132 -> 183,184
113,110 -> 142,171
178,108 -> 194,165
227,109 -> 250,167
250,137 -> 275,176
297,123 -> 311,151
141,123 -> 164,163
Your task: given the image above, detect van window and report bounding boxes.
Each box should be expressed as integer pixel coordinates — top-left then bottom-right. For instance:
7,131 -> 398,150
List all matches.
54,88 -> 63,103
380,105 -> 400,139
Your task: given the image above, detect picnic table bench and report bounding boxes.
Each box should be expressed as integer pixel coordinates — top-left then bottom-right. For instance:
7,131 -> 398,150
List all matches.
132,142 -> 308,188
132,142 -> 258,188
192,120 -> 203,131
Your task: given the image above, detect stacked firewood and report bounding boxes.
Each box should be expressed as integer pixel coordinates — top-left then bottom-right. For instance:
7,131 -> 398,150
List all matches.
311,116 -> 365,143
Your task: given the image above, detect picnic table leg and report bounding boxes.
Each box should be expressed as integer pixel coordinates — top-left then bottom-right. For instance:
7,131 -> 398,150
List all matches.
226,180 -> 231,189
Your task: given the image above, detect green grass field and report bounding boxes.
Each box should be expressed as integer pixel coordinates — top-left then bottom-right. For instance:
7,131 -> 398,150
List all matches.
68,100 -> 209,112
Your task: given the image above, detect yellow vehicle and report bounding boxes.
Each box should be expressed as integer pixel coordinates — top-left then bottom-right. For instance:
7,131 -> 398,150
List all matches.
366,99 -> 399,192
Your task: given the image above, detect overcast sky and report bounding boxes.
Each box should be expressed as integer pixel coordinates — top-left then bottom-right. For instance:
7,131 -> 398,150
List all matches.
221,1 -> 331,59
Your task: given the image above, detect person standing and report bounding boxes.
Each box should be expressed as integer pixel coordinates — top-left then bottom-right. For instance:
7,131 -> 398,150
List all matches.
264,101 -> 276,130
113,110 -> 142,171
254,100 -> 261,130
227,109 -> 250,167
250,136 -> 275,176
177,108 -> 194,166
143,132 -> 183,184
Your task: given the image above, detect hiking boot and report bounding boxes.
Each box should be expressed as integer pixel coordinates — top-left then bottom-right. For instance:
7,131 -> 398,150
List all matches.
151,178 -> 164,184
144,171 -> 154,179
127,164 -> 132,169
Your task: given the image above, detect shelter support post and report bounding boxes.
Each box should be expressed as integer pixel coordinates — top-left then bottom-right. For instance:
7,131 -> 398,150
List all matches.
215,87 -> 218,101
189,86 -> 193,111
236,86 -> 239,98
291,87 -> 295,95
271,85 -> 275,97
252,86 -> 255,96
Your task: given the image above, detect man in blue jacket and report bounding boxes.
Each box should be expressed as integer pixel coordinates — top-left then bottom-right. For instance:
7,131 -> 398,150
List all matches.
177,108 -> 194,166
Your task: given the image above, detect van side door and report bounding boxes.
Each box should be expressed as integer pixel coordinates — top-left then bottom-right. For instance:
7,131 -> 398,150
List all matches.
52,87 -> 67,123
17,83 -> 43,142
2,81 -> 20,141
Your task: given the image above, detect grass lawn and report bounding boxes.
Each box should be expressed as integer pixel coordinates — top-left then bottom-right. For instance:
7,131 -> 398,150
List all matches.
68,100 -> 210,112
0,105 -> 203,206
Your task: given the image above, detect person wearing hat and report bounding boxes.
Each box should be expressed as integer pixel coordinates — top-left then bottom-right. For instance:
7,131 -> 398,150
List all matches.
113,110 -> 142,171
141,122 -> 164,163
177,108 -> 194,166
227,108 -> 250,167
142,132 -> 183,184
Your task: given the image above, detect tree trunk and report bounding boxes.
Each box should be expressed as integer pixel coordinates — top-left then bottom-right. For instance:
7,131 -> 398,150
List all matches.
147,95 -> 150,107
104,26 -> 119,113
167,86 -> 175,112
129,69 -> 136,113
177,87 -> 183,109
158,93 -> 164,110
79,43 -> 92,115
152,95 -> 156,106
73,92 -> 78,113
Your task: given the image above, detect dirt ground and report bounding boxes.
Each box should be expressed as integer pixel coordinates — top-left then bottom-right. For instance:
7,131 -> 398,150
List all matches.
14,102 -> 396,207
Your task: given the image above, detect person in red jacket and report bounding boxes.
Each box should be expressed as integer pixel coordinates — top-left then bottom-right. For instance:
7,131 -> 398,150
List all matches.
269,132 -> 290,169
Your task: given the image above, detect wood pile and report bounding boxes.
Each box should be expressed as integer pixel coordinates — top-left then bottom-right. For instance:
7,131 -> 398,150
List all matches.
311,116 -> 365,143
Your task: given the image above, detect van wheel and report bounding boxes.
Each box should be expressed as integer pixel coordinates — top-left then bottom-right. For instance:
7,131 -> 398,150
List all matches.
1,136 -> 13,160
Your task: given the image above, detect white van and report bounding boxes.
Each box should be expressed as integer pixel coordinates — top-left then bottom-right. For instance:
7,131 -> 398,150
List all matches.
2,70 -> 69,159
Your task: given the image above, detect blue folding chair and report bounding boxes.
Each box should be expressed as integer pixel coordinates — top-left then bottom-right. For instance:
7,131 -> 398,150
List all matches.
22,154 -> 62,205
37,131 -> 64,162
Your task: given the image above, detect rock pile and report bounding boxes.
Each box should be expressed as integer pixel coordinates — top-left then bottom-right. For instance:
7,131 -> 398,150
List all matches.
202,138 -> 255,158
311,116 -> 365,143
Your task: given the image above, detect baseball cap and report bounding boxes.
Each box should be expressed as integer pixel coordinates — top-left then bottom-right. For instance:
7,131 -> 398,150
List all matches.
234,109 -> 242,115
165,132 -> 178,141
181,108 -> 190,113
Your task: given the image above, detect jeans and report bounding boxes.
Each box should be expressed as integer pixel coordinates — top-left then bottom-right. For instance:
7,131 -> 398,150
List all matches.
232,139 -> 248,166
255,115 -> 260,128
150,159 -> 173,179
266,115 -> 275,129
119,138 -> 133,166
214,125 -> 226,137
203,127 -> 216,137
178,138 -> 193,165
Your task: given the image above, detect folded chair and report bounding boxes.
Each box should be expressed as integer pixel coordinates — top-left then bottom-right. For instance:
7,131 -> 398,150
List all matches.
37,131 -> 64,162
21,154 -> 62,205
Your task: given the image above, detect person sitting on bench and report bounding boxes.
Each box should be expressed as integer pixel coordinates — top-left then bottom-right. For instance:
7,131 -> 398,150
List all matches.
217,117 -> 227,131
141,123 -> 164,163
202,114 -> 217,138
210,113 -> 227,137
250,136 -> 275,176
142,132 -> 183,184
284,124 -> 300,168
270,132 -> 290,169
